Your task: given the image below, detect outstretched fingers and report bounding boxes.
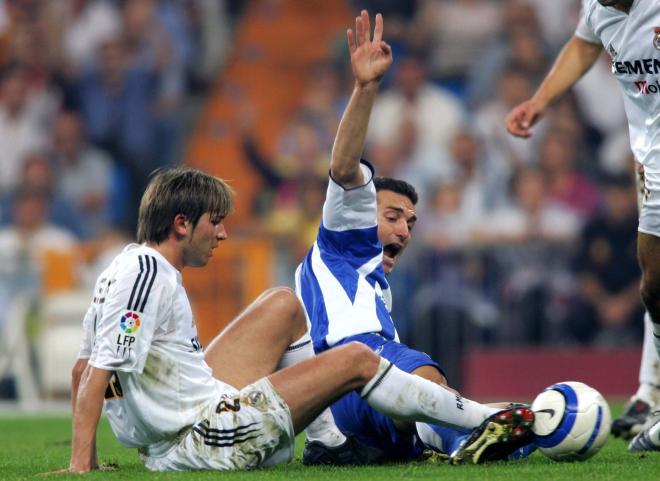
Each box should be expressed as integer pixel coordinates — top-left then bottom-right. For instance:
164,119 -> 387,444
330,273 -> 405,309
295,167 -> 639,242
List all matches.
361,10 -> 371,44
347,28 -> 356,54
350,10 -> 390,58
373,13 -> 383,43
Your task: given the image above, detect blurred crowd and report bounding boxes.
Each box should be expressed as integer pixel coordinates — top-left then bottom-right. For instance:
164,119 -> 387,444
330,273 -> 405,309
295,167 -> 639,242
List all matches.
0,3 -> 240,272
0,0 -> 645,401
0,0 -> 240,399
241,0 -> 643,354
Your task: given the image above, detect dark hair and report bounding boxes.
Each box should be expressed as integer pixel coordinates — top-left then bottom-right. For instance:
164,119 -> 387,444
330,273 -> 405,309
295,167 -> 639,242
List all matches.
374,176 -> 418,206
137,168 -> 234,244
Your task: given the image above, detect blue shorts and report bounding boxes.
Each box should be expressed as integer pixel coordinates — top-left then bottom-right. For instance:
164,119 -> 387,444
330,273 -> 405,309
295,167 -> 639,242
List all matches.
330,333 -> 446,461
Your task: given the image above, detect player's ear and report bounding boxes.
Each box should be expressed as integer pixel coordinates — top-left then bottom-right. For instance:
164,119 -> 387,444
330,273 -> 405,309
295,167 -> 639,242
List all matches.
172,213 -> 190,238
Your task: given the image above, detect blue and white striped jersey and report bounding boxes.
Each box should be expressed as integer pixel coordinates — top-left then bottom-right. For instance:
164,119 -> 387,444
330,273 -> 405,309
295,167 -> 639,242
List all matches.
295,161 -> 398,353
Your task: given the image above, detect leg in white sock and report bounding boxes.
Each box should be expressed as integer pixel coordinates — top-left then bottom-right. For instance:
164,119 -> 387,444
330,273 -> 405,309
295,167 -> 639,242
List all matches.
278,333 -> 346,447
636,312 -> 660,405
361,358 -> 498,431
652,320 -> 660,361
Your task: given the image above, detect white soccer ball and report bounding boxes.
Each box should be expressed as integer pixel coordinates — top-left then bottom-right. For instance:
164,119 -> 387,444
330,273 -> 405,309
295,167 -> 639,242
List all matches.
531,381 -> 611,461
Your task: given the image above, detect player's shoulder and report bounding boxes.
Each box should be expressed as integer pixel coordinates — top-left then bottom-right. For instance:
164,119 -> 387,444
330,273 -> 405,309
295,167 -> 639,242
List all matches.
111,244 -> 177,289
323,161 -> 378,234
579,0 -> 599,20
580,0 -> 599,12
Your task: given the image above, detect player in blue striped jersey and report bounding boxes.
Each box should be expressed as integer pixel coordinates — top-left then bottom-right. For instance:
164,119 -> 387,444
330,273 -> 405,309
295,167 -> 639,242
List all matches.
296,10 -> 536,465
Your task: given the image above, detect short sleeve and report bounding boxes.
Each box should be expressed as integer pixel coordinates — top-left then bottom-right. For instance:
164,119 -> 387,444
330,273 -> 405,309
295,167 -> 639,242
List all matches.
77,304 -> 96,359
574,0 -> 600,45
89,254 -> 170,374
323,161 -> 376,232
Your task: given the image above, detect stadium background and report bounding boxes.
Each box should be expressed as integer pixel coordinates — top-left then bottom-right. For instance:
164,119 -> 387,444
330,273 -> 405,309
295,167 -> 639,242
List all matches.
0,0 -> 644,406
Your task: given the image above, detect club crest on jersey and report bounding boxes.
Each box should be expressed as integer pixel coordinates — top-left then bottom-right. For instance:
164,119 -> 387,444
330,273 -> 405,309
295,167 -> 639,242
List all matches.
654,28 -> 660,51
120,311 -> 141,334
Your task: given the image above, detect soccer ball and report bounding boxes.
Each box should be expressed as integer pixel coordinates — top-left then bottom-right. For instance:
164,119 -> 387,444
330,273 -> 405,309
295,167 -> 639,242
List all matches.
531,381 -> 611,461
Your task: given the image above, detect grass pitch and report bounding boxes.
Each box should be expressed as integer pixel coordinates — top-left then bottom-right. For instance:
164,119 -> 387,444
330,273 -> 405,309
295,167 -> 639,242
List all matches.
1,404 -> 658,481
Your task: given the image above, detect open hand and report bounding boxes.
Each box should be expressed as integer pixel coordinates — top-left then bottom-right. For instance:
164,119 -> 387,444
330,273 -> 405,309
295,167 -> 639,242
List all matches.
347,10 -> 393,87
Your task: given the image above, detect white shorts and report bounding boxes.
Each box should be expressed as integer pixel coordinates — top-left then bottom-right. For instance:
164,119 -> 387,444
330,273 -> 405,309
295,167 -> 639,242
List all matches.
639,168 -> 660,238
140,378 -> 295,471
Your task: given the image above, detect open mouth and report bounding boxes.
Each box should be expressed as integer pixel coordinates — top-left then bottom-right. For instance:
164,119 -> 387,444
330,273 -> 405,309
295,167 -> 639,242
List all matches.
383,243 -> 402,259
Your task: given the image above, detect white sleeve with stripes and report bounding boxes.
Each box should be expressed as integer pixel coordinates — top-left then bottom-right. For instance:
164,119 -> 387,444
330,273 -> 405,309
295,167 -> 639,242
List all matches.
89,254 -> 170,374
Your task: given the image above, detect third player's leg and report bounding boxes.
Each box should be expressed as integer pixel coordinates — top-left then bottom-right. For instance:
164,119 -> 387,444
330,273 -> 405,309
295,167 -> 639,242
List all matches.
204,287 -> 307,388
638,232 -> 660,340
637,164 -> 660,357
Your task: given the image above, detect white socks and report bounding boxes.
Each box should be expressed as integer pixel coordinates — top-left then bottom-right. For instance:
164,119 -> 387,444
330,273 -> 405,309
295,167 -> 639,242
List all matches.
276,332 -> 316,370
278,333 -> 346,447
361,358 -> 497,431
636,313 -> 660,405
653,319 -> 660,361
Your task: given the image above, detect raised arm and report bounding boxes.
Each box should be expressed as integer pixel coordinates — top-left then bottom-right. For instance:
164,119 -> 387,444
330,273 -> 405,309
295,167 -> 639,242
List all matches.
506,36 -> 602,138
330,10 -> 392,187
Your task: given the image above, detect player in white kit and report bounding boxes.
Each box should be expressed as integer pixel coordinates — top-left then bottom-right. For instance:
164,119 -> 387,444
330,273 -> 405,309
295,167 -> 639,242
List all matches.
506,0 -> 660,452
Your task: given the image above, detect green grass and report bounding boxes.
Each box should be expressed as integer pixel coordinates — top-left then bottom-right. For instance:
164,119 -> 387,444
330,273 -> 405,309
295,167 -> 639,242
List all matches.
0,404 -> 658,481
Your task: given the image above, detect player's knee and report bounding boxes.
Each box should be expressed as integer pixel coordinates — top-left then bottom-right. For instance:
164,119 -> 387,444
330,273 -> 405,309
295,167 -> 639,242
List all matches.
261,287 -> 306,331
342,341 -> 380,381
260,286 -> 298,311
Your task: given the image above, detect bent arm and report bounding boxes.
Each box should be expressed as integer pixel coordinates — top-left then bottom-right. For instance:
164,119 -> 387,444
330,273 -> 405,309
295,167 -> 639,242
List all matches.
506,36 -> 602,137
533,36 -> 602,109
69,365 -> 112,473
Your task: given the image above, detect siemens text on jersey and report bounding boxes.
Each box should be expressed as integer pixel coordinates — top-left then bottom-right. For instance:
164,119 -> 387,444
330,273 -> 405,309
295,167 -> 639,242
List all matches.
613,58 -> 660,75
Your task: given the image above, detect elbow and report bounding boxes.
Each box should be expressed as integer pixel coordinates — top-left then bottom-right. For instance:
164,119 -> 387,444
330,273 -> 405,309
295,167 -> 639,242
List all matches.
330,168 -> 352,186
330,165 -> 362,188
71,359 -> 88,388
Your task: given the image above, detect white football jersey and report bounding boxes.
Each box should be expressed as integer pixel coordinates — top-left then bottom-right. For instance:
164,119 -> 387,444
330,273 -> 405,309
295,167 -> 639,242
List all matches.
575,0 -> 660,172
79,244 -> 234,448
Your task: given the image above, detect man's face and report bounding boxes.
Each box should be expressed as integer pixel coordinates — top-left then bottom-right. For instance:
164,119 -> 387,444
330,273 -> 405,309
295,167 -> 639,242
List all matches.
376,190 -> 416,274
182,213 -> 227,267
